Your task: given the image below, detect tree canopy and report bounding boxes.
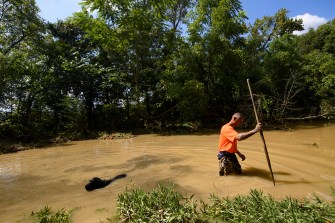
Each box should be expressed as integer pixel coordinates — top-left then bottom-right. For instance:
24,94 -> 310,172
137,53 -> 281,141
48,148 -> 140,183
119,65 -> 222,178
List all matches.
1,0 -> 334,141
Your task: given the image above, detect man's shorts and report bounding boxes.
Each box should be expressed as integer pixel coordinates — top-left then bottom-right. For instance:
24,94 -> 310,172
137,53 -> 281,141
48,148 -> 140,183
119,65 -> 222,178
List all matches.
218,151 -> 242,176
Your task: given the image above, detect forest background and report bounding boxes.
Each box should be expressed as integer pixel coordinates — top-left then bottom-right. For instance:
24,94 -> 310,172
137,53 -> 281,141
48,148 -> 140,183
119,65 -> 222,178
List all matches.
1,0 -> 334,145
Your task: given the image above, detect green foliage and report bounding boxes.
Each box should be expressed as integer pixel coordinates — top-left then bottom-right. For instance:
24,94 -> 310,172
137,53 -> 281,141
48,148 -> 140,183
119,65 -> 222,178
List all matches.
248,8 -> 303,53
303,50 -> 335,97
1,0 -> 335,143
57,96 -> 87,139
203,189 -> 335,222
20,187 -> 335,223
115,184 -> 201,222
245,9 -> 305,120
113,185 -> 335,223
186,0 -> 249,118
0,0 -> 45,54
177,80 -> 208,122
164,77 -> 208,122
302,49 -> 335,115
30,206 -> 73,223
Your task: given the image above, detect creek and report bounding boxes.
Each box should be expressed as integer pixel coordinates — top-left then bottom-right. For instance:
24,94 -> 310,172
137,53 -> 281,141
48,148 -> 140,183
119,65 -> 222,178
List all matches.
0,121 -> 334,222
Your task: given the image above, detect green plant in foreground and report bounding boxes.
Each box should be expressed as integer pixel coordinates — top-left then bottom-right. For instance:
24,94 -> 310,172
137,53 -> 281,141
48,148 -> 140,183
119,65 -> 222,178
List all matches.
115,183 -> 201,222
113,185 -> 335,223
24,186 -> 335,223
202,189 -> 335,223
30,206 -> 73,223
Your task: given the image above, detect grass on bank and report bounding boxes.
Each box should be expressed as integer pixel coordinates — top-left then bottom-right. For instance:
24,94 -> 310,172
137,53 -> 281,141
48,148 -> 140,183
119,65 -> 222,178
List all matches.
25,184 -> 335,223
113,184 -> 335,223
29,206 -> 74,223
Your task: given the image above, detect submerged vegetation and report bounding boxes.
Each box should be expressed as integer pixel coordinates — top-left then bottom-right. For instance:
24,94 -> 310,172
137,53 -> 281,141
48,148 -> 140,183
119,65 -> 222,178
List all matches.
24,185 -> 335,222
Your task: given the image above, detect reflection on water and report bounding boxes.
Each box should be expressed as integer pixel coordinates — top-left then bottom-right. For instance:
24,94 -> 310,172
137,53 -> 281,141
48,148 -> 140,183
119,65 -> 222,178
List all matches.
0,161 -> 21,180
0,122 -> 334,222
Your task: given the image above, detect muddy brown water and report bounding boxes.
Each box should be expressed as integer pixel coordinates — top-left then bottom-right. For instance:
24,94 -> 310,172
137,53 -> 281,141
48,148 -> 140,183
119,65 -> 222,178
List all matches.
1,121 -> 335,222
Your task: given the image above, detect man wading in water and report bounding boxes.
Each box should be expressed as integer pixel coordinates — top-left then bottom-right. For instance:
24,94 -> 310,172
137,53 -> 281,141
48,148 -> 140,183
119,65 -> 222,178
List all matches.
218,112 -> 262,176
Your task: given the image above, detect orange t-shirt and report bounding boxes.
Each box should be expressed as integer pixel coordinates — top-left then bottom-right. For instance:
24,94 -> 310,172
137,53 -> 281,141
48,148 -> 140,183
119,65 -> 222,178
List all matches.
219,123 -> 238,153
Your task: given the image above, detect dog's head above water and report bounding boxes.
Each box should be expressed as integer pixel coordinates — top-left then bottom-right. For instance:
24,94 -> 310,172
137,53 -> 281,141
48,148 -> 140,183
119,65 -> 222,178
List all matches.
85,174 -> 127,191
85,177 -> 107,191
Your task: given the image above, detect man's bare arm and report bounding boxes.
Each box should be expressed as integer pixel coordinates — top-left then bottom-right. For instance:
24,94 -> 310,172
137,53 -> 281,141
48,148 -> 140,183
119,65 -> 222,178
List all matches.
236,123 -> 262,141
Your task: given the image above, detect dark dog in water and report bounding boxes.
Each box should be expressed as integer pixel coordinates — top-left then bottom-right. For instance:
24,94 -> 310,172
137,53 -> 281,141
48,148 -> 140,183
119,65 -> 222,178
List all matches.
85,174 -> 127,191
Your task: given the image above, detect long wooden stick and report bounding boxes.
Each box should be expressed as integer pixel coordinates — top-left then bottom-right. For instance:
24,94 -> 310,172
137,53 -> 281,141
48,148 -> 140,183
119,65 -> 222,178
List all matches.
247,79 -> 276,186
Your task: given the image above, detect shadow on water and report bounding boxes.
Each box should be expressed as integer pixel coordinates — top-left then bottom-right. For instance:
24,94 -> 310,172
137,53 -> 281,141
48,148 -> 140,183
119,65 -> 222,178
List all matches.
243,167 -> 328,185
170,165 -> 193,172
85,174 -> 127,191
65,155 -> 186,175
243,167 -> 291,181
64,165 -> 127,173
126,155 -> 184,171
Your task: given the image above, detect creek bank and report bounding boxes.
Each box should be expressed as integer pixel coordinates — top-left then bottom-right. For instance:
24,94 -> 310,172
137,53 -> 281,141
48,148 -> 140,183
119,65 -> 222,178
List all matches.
0,132 -> 134,154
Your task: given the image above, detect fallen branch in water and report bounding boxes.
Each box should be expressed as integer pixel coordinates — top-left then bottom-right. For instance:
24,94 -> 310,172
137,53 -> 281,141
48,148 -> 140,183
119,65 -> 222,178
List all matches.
98,132 -> 133,140
283,114 -> 334,120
